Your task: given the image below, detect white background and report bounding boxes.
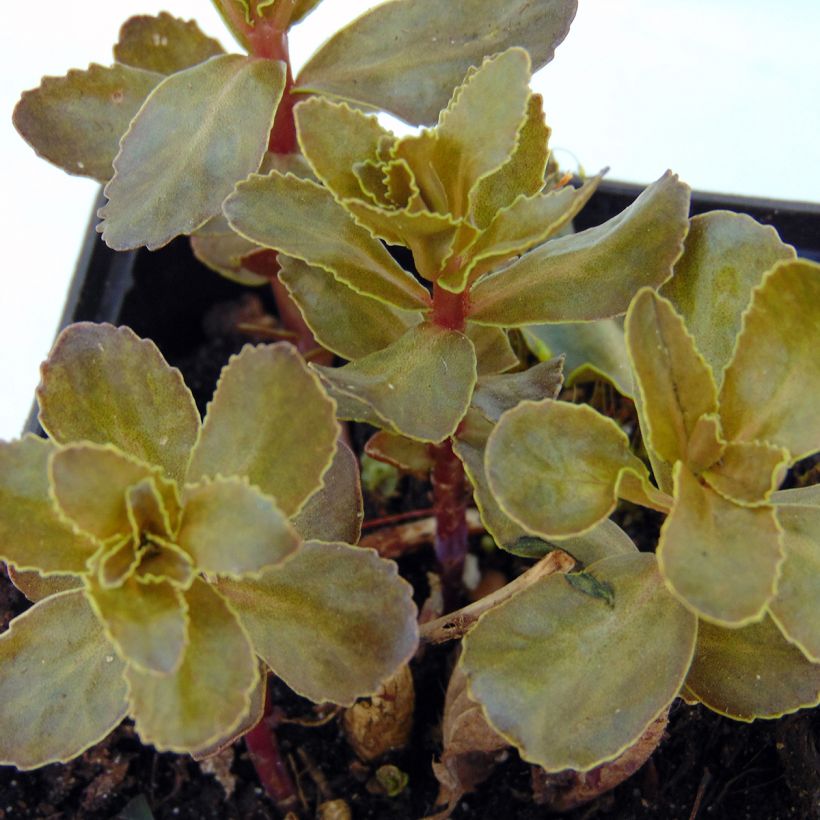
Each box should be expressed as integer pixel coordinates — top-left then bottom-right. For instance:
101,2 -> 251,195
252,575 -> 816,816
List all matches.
1,0 -> 819,438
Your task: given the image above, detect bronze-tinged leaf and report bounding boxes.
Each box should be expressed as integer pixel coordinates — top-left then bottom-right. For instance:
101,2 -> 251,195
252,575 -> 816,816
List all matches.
126,476 -> 181,541
542,518 -> 639,566
467,324 -> 519,376
313,323 -> 477,444
99,55 -> 286,251
295,0 -> 578,125
178,477 -> 301,577
224,172 -> 431,310
626,289 -> 719,468
291,441 -> 364,544
364,432 -> 434,477
468,172 -> 690,327
684,413 -> 725,475
773,484 -> 820,507
523,318 -> 633,398
114,12 -> 225,75
461,553 -> 696,772
658,463 -> 783,626
278,255 -> 421,361
134,537 -> 195,588
0,590 -> 128,769
662,211 -> 796,384
719,259 -> 820,460
7,567 -> 82,602
703,441 -> 789,506
0,436 -> 97,575
190,231 -> 269,286
85,576 -> 188,675
471,357 -> 563,423
126,579 -> 259,753
13,63 -> 163,182
38,323 -> 200,485
217,541 -> 419,706
187,343 -> 338,517
768,505 -> 820,662
686,615 -> 820,721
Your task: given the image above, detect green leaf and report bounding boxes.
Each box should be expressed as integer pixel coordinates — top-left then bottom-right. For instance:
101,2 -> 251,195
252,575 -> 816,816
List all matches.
467,324 -> 519,376
38,323 -> 200,485
126,579 -> 259,754
313,323 -> 477,443
278,255 -> 421,360
133,537 -> 195,588
190,231 -> 269,286
99,55 -> 286,251
686,615 -> 820,720
719,259 -> 820,460
703,441 -> 789,505
523,318 -> 633,398
224,172 -> 431,310
0,436 -> 97,575
468,172 -> 690,326
626,289 -> 719,468
773,483 -> 820,507
187,343 -> 338,517
85,576 -> 188,675
290,442 -> 363,544
178,477 -> 301,577
295,0 -> 578,125
290,0 -> 325,24
364,432 -> 434,476
7,567 -> 82,602
461,553 -> 696,772
114,12 -> 224,75
217,541 -> 418,706
126,476 -> 181,542
565,571 -> 615,607
0,590 -> 128,769
768,505 -> 820,662
661,211 -> 796,385
13,63 -> 163,182
471,358 -> 563,423
658,462 -> 783,626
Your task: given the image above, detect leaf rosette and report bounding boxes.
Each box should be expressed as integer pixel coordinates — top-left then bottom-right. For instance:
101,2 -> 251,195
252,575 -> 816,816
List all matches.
0,323 -> 418,769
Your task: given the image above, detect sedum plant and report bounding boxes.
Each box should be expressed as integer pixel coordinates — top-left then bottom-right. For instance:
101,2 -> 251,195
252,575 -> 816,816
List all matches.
0,323 -> 417,768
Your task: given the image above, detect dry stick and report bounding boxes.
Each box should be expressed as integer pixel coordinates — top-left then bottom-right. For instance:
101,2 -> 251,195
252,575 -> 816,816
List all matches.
420,550 -> 577,645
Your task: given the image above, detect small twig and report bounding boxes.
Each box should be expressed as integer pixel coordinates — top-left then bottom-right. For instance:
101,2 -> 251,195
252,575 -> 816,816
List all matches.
362,507 -> 436,531
419,550 -> 576,644
688,768 -> 711,820
297,748 -> 334,802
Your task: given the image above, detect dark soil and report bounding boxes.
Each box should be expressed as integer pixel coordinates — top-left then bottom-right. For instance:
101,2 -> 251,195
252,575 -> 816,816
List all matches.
2,238 -> 819,819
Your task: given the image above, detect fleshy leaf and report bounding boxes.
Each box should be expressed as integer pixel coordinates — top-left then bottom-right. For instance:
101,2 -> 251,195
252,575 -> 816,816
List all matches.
0,436 -> 97,575
278,255 -> 421,360
190,231 -> 269,286
313,323 -> 477,443
461,553 -> 696,772
187,343 -> 338,517
467,324 -> 519,376
224,172 -> 431,310
38,324 -> 200,485
98,535 -> 141,589
114,12 -> 224,74
8,567 -> 82,602
126,476 -> 181,541
773,484 -> 820,507
686,615 -> 820,720
658,463 -> 783,626
217,541 -> 419,706
13,63 -> 163,182
768,505 -> 820,662
538,518 -> 639,565
468,172 -> 690,326
295,0 -> 577,125
178,477 -> 300,577
719,259 -> 820,459
291,442 -> 363,544
134,537 -> 195,588
0,590 -> 128,769
126,579 -> 259,753
661,211 -> 796,384
85,576 -> 188,675
626,289 -> 719,468
365,432 -> 434,477
471,357 -> 563,423
99,55 -> 286,251
703,441 -> 789,505
523,318 -> 632,398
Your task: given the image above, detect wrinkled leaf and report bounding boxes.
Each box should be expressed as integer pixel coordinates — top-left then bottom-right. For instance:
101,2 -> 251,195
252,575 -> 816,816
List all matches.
13,63 -> 162,182
658,463 -> 783,626
471,357 -> 563,422
295,0 -> 577,125
114,12 -> 224,74
0,436 -> 97,575
686,615 -> 820,720
38,323 -> 200,485
662,211 -> 796,384
187,343 -> 338,517
218,541 -> 418,705
126,580 -> 258,753
461,553 -> 696,771
314,323 -> 477,443
99,56 -> 286,251
468,172 -> 690,326
0,590 -> 128,769
703,441 -> 789,505
7,567 -> 82,602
